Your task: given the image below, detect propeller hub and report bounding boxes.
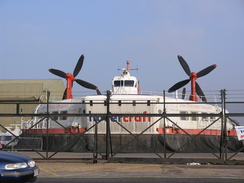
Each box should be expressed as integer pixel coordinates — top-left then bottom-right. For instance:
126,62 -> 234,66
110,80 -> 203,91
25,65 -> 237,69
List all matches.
66,73 -> 76,81
190,72 -> 197,79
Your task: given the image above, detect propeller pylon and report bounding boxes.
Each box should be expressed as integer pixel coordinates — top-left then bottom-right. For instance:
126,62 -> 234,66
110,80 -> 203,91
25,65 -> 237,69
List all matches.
168,55 -> 217,102
49,54 -> 101,99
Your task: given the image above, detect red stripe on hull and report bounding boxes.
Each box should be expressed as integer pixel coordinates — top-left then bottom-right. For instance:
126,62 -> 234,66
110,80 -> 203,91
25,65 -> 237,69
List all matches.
22,128 -> 87,134
157,128 -> 237,136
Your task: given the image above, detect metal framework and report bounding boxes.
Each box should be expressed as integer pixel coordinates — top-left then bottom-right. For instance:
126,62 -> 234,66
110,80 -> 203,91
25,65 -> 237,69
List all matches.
0,90 -> 244,164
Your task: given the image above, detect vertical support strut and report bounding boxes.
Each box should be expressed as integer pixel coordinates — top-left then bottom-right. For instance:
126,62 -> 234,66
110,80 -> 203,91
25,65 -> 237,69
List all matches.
220,89 -> 227,162
163,90 -> 167,158
46,90 -> 50,159
105,90 -> 112,160
93,112 -> 98,163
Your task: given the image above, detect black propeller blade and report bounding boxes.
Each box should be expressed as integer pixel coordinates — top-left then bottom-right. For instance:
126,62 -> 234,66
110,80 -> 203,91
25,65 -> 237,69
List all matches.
76,79 -> 97,90
197,64 -> 217,78
73,54 -> 84,77
49,69 -> 66,79
76,79 -> 101,95
196,82 -> 206,102
182,87 -> 186,99
168,79 -> 190,93
62,89 -> 67,100
178,55 -> 191,76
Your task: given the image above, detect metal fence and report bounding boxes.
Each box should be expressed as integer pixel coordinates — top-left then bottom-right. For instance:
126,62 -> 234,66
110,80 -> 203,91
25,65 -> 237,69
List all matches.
0,89 -> 244,164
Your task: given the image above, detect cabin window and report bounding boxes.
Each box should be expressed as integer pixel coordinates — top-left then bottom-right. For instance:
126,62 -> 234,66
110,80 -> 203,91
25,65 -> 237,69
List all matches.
210,114 -> 215,121
114,80 -> 123,86
114,80 -> 134,87
191,112 -> 199,121
52,111 -> 59,121
125,80 -> 134,87
118,100 -> 122,106
180,111 -> 189,121
202,113 -> 208,121
147,100 -> 151,106
60,111 -> 68,120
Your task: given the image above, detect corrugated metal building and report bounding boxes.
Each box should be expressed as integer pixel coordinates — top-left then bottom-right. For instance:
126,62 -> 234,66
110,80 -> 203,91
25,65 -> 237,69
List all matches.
0,79 -> 65,127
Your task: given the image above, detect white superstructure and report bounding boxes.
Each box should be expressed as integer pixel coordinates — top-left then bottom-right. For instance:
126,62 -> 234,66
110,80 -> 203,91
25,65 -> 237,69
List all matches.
21,62 -> 235,135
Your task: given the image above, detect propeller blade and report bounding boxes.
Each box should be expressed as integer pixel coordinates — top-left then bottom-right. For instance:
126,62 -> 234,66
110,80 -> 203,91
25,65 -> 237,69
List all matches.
73,54 -> 84,77
76,79 -> 101,95
96,89 -> 102,95
178,55 -> 191,76
168,79 -> 190,93
62,89 -> 67,100
182,87 -> 186,99
196,82 -> 207,102
49,69 -> 66,79
197,64 -> 217,78
76,79 -> 98,90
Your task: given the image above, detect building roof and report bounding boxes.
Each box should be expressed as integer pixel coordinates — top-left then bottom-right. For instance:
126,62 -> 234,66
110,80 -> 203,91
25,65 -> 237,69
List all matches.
0,79 -> 65,102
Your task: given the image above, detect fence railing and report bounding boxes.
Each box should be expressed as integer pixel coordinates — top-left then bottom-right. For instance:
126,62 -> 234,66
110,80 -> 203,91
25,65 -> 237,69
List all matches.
0,89 -> 244,164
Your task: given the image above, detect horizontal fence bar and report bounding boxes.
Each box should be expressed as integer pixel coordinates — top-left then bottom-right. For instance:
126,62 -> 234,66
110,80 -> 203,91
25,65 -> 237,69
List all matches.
1,113 -> 244,117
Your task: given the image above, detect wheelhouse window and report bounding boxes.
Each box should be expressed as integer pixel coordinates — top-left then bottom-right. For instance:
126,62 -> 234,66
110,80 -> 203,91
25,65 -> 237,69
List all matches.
114,80 -> 123,86
114,80 -> 135,87
125,80 -> 134,87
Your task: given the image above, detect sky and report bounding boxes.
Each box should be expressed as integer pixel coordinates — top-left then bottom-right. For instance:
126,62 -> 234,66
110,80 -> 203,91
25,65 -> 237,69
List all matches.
1,0 -> 244,100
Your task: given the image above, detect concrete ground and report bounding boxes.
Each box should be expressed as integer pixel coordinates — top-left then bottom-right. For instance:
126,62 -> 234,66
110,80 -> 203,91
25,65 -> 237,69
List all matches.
12,151 -> 244,180
36,162 -> 244,180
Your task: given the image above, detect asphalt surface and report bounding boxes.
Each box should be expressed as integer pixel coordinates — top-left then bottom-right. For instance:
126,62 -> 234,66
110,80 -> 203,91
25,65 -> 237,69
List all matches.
35,162 -> 244,183
37,178 -> 244,183
12,151 -> 244,182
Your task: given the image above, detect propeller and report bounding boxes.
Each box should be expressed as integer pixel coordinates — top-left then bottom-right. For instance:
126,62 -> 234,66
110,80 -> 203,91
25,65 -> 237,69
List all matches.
182,87 -> 186,99
49,54 -> 101,99
168,55 -> 217,102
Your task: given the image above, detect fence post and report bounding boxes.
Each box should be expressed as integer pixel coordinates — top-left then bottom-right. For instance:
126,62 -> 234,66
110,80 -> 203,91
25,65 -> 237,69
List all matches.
106,90 -> 112,160
163,90 -> 167,158
46,90 -> 50,159
220,89 -> 227,162
93,106 -> 98,163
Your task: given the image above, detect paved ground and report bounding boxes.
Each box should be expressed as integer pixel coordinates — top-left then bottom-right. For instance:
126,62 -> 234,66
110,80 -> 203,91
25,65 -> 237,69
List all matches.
37,162 -> 244,178
13,151 -> 244,182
